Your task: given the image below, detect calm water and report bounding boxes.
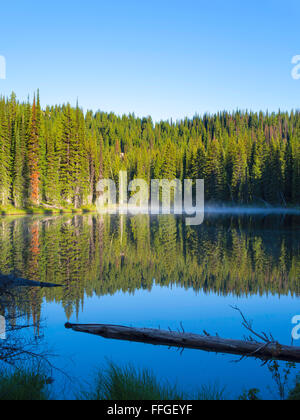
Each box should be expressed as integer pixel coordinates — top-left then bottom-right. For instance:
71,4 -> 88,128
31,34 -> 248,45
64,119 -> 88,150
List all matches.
0,213 -> 299,399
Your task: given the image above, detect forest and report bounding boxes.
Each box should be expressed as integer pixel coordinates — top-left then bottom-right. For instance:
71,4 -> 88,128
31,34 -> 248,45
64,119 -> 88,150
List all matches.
0,92 -> 300,209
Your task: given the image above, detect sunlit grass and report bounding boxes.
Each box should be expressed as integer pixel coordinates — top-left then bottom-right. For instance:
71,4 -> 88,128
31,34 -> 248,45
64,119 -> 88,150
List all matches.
0,205 -> 96,216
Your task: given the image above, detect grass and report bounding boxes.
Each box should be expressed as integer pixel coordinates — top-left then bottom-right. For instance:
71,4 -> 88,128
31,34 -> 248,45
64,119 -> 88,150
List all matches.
78,362 -> 226,401
196,383 -> 227,401
0,368 -> 50,401
0,362 -> 298,400
0,204 -> 97,216
79,363 -> 185,400
288,377 -> 300,400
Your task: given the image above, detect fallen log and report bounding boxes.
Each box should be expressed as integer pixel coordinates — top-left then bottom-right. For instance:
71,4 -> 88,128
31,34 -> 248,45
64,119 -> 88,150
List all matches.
0,274 -> 62,289
65,323 -> 300,363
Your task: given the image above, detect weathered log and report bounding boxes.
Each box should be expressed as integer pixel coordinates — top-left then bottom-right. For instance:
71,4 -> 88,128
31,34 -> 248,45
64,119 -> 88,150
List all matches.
65,323 -> 300,363
0,274 -> 62,289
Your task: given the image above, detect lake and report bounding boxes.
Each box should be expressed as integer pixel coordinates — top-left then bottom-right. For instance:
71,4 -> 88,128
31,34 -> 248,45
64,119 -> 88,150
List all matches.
0,212 -> 299,399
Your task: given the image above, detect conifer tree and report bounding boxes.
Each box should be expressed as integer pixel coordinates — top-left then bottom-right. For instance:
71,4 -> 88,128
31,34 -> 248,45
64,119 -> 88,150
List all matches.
27,96 -> 40,205
12,119 -> 26,207
0,100 -> 12,206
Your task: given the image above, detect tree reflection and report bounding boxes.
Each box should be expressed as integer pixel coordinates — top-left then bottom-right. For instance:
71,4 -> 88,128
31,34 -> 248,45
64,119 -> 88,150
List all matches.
0,213 -> 298,321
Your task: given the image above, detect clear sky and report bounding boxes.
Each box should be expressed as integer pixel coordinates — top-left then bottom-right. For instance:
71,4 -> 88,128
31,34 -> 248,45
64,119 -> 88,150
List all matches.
0,0 -> 299,121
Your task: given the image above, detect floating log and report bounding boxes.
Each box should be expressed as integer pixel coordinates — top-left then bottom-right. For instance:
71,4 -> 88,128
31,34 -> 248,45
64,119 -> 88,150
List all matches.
0,274 -> 62,289
65,323 -> 300,363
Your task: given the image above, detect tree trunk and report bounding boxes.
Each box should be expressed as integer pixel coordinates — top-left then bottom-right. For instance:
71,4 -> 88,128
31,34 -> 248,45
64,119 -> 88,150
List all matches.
65,323 -> 300,363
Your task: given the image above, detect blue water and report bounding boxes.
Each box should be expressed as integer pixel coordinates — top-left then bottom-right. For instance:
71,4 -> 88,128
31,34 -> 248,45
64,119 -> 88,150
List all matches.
0,213 -> 299,399
44,288 -> 299,399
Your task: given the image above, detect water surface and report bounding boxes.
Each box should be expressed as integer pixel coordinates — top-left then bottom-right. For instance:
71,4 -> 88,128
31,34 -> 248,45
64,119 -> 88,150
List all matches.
0,213 -> 299,399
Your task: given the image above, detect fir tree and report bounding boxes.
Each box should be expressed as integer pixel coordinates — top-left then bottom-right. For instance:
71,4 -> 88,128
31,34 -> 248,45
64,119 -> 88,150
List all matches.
27,96 -> 40,205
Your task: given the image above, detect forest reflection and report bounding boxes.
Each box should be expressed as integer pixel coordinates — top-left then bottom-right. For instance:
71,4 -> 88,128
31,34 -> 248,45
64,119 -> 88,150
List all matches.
0,213 -> 299,322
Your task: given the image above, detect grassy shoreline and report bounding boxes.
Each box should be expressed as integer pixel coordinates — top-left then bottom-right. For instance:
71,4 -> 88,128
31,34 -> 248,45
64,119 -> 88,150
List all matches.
0,205 -> 97,216
1,203 -> 300,217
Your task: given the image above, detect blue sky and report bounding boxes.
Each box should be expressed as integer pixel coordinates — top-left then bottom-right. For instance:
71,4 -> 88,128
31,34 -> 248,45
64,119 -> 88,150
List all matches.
0,0 -> 299,121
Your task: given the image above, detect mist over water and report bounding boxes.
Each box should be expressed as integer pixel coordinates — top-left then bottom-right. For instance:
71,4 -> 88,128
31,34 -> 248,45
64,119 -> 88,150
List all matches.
103,205 -> 300,218
204,206 -> 300,216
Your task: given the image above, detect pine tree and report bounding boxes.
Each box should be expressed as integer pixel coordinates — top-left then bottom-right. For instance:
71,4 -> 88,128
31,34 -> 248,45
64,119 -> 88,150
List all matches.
231,138 -> 248,202
59,104 -> 75,204
292,134 -> 300,204
27,96 -> 40,205
204,138 -> 223,201
0,100 -> 11,206
162,139 -> 177,180
251,130 -> 265,201
44,109 -> 61,204
12,119 -> 26,207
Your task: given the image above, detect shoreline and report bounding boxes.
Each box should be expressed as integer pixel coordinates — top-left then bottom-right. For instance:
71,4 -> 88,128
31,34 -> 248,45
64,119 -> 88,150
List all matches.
1,204 -> 300,217
0,206 -> 97,216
